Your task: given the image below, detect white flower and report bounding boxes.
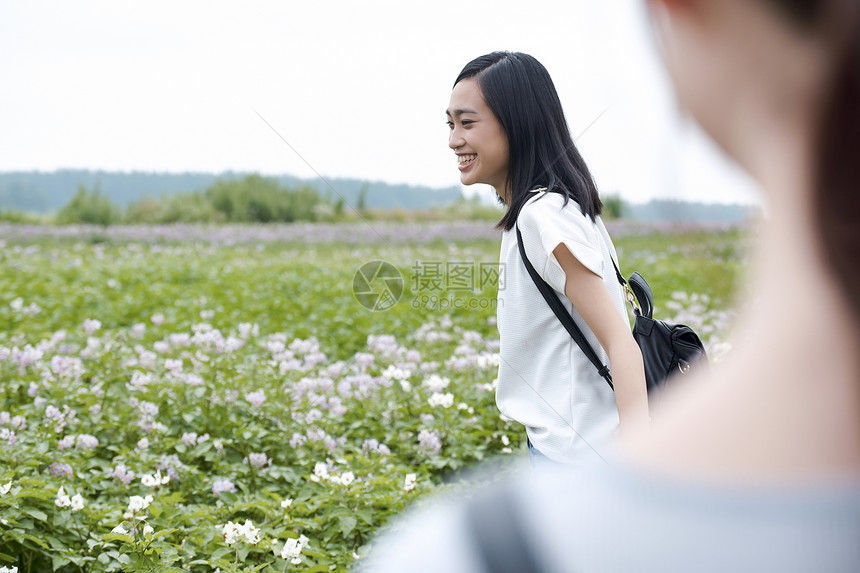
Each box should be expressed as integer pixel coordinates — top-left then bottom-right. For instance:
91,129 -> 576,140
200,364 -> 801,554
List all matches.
238,519 -> 260,544
338,471 -> 355,486
500,435 -> 510,446
0,481 -> 11,495
428,392 -> 454,408
245,390 -> 266,407
502,447 -> 513,454
83,318 -> 101,334
75,433 -> 99,450
141,470 -> 170,487
55,486 -> 71,508
111,524 -> 129,536
143,523 -> 154,536
222,521 -> 239,545
404,473 -> 417,492
124,494 -> 153,517
279,535 -> 309,564
223,519 -> 260,545
310,462 -> 329,483
70,494 -> 85,512
422,374 -> 450,393
280,498 -> 293,509
381,364 -> 411,381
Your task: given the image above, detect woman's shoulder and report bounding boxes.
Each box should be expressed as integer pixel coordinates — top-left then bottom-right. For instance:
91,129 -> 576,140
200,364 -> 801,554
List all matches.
518,190 -> 599,243
520,190 -> 589,223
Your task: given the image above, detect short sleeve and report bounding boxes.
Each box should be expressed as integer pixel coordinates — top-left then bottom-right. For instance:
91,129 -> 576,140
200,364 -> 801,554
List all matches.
518,193 -> 604,294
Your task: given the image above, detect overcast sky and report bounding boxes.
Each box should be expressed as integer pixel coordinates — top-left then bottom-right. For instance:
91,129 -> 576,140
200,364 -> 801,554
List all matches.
0,0 -> 762,205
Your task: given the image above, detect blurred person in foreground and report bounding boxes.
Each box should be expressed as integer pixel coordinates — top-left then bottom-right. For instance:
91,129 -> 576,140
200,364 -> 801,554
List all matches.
362,0 -> 860,571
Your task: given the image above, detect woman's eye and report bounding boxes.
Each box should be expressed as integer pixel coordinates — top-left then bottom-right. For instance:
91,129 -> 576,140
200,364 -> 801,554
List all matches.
446,121 -> 454,129
461,120 -> 474,127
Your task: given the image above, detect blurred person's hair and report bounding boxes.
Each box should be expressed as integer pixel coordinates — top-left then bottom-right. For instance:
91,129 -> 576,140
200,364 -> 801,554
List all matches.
785,0 -> 860,323
453,51 -> 603,231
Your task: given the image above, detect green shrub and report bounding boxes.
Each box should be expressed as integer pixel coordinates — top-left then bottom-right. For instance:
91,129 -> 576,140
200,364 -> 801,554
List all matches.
205,175 -> 329,223
602,194 -> 627,220
0,209 -> 45,224
55,186 -> 121,226
125,193 -> 226,224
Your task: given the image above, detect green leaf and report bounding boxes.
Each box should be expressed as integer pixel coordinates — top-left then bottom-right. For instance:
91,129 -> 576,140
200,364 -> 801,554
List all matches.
337,515 -> 357,536
51,554 -> 70,570
152,528 -> 176,539
355,508 -> 374,525
103,533 -> 134,543
210,546 -> 232,561
25,508 -> 47,521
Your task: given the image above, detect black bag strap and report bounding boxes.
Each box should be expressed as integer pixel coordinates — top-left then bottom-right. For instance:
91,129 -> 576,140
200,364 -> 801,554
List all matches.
466,486 -> 544,573
515,224 -> 614,390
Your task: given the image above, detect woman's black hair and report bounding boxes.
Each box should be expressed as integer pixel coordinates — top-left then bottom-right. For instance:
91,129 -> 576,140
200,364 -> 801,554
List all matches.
453,52 -> 603,231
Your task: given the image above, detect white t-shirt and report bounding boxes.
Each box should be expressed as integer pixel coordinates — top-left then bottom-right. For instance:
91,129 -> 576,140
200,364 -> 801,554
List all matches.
496,190 -> 628,464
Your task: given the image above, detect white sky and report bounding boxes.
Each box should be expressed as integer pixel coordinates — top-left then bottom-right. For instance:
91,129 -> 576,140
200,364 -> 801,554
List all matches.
0,0 -> 762,205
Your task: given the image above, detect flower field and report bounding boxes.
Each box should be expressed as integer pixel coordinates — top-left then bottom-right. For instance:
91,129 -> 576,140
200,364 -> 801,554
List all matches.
0,222 -> 745,572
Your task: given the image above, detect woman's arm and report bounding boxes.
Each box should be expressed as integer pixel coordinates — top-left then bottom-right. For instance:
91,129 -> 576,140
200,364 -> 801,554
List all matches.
552,243 -> 649,436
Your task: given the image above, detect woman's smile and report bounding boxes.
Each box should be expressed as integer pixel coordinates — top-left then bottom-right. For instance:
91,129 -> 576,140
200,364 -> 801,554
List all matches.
457,153 -> 477,171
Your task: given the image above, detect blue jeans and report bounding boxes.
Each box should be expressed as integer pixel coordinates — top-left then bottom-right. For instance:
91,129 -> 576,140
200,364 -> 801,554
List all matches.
526,436 -> 560,470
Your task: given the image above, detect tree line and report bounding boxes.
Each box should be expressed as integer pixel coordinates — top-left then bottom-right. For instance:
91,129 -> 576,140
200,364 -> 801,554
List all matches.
0,169 -> 463,213
53,175 -> 361,225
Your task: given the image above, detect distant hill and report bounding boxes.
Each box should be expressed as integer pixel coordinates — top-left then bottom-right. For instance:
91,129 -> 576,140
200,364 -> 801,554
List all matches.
625,199 -> 760,223
0,170 -> 463,212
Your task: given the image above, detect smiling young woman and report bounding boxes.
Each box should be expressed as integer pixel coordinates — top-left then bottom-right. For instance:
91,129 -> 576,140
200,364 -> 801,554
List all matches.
445,52 -> 649,468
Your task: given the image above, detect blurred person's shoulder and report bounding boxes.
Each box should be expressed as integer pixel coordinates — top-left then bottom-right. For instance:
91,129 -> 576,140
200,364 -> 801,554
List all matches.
363,458 -> 860,573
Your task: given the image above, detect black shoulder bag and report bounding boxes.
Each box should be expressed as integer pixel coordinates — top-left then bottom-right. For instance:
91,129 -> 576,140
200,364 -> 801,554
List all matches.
515,224 -> 707,397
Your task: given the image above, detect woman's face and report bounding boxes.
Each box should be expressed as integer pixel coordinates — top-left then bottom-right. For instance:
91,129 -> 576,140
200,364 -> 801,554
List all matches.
446,78 -> 510,193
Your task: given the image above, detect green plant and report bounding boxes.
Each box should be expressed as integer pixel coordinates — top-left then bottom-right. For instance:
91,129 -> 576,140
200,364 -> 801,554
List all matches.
55,185 -> 121,226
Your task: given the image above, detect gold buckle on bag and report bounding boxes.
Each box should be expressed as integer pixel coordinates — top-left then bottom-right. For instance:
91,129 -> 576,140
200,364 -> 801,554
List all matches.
625,284 -> 641,314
